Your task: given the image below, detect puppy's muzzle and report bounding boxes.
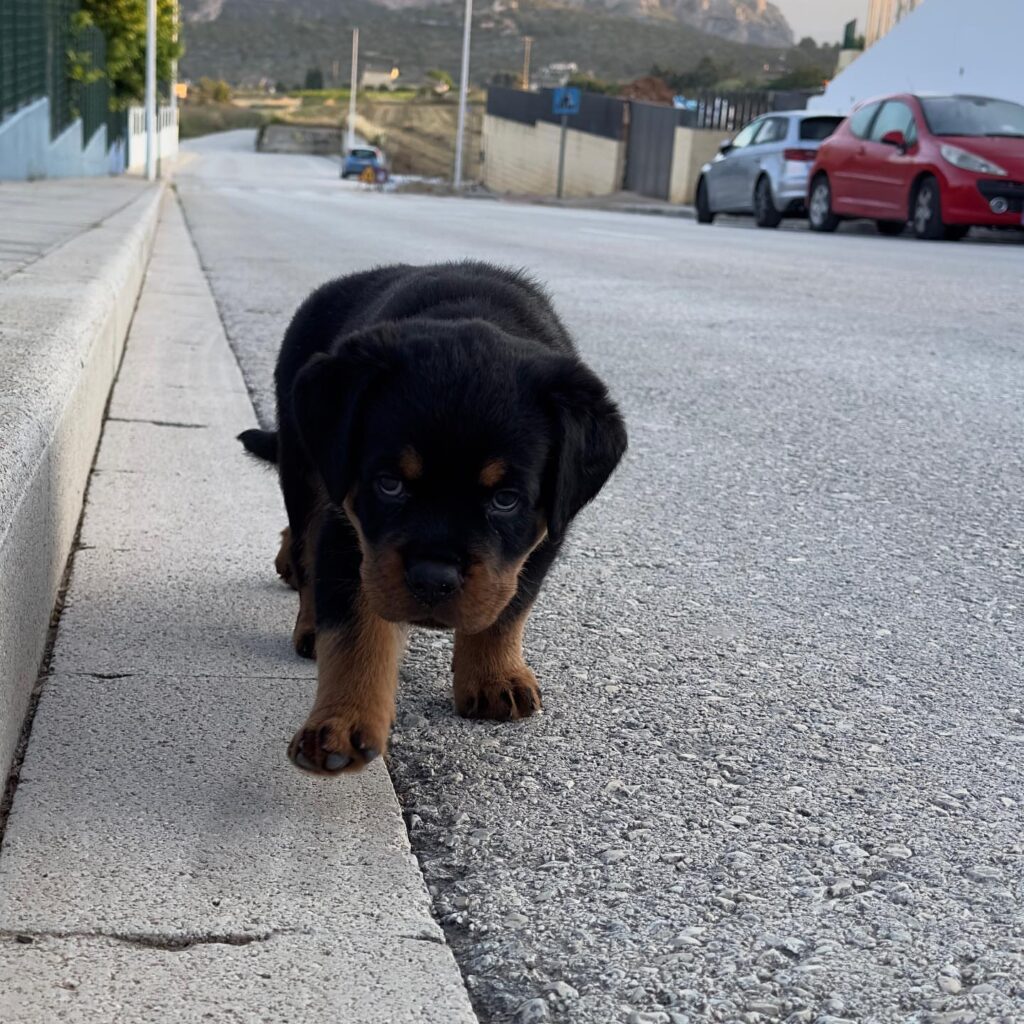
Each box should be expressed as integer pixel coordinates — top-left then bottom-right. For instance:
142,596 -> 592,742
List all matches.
405,559 -> 463,607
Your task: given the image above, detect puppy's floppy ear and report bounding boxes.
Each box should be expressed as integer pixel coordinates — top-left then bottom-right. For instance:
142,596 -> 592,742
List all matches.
291,332 -> 396,503
543,358 -> 627,543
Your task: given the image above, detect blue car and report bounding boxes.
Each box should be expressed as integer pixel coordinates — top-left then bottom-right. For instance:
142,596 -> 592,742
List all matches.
341,146 -> 387,180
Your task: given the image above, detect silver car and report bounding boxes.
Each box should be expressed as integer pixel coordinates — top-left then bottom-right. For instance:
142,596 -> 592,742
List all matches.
696,111 -> 844,228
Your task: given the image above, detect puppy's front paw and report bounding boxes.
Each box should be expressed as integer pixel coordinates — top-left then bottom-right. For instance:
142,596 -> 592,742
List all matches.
287,708 -> 390,776
455,664 -> 542,721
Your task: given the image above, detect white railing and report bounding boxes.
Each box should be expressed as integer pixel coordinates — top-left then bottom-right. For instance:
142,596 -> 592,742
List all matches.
126,105 -> 179,174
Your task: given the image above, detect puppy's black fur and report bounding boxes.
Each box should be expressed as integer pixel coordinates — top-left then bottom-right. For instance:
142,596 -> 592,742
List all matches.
240,261 -> 626,775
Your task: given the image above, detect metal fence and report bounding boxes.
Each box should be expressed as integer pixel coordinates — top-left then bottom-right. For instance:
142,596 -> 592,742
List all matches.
486,86 -> 627,141
0,0 -> 120,145
0,0 -> 48,120
625,101 -> 687,199
681,89 -> 812,132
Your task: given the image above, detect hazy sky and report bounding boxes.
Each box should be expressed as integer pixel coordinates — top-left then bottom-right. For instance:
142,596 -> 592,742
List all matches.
776,0 -> 869,43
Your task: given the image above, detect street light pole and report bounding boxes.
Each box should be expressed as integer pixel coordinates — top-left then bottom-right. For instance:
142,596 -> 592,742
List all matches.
145,0 -> 157,180
347,28 -> 359,151
453,0 -> 473,188
521,36 -> 533,90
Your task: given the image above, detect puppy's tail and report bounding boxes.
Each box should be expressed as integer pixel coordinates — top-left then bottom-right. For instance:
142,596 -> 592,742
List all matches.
237,428 -> 279,465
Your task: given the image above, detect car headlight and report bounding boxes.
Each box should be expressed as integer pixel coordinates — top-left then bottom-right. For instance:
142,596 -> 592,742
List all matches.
940,143 -> 1007,176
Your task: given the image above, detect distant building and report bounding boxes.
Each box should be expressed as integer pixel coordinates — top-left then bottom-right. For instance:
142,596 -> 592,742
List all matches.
866,0 -> 926,47
813,0 -> 1023,112
536,63 -> 578,88
361,67 -> 401,91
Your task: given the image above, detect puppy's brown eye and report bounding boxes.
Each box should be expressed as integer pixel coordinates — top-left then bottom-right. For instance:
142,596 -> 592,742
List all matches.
376,475 -> 406,499
490,489 -> 520,512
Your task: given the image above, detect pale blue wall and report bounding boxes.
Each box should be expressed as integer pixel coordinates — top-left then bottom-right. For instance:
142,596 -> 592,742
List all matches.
0,98 -> 119,180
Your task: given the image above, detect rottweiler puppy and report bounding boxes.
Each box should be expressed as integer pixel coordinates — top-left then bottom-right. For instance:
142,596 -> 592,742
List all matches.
239,262 -> 626,776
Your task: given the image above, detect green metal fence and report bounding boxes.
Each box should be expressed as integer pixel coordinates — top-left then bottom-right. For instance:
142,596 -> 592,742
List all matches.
0,0 -> 119,146
0,0 -> 48,120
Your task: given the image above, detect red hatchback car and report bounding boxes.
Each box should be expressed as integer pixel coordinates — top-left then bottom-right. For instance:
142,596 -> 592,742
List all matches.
807,93 -> 1024,240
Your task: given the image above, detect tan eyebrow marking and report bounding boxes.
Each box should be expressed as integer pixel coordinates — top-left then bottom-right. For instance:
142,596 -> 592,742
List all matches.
479,459 -> 506,488
398,446 -> 423,480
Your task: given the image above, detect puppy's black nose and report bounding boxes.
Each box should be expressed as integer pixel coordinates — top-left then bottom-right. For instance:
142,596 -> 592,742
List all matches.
405,560 -> 463,607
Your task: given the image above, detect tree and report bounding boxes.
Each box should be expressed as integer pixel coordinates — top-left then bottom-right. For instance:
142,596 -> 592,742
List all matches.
304,67 -> 324,90
568,72 -> 618,96
197,77 -> 232,103
74,0 -> 182,109
426,69 -> 454,89
650,56 -> 731,92
490,71 -> 519,88
797,36 -> 818,52
771,65 -> 827,90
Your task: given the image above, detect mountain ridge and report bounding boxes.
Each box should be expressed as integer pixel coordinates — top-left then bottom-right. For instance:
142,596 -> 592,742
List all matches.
179,0 -> 802,87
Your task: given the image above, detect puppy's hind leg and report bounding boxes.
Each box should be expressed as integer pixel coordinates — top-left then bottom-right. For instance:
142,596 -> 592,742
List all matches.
278,450 -> 320,659
274,526 -> 298,590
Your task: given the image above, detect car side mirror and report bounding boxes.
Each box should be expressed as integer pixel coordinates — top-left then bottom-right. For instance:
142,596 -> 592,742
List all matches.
880,130 -> 907,150
719,139 -> 734,154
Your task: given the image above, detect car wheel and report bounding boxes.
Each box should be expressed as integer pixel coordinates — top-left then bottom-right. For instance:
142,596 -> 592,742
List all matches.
912,176 -> 946,240
754,176 -> 782,228
696,178 -> 715,224
808,175 -> 839,232
876,220 -> 905,237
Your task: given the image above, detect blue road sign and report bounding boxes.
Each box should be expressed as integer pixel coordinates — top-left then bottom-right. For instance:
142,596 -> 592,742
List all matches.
552,87 -> 581,117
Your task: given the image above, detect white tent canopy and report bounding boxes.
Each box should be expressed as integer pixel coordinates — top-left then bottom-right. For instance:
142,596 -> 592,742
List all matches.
811,0 -> 1024,113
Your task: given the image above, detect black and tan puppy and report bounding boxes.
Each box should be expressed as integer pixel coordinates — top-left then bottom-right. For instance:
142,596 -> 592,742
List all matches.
239,262 -> 626,776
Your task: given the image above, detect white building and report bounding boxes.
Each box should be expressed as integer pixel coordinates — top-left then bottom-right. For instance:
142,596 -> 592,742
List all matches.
814,0 -> 1024,113
866,0 -> 926,47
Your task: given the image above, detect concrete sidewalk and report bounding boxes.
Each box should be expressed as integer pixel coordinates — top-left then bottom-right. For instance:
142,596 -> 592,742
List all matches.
0,178 -> 150,282
0,179 -> 163,780
0,195 -> 476,1023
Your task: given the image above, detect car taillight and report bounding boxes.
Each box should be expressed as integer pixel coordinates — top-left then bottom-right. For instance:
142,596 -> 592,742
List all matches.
784,148 -> 817,161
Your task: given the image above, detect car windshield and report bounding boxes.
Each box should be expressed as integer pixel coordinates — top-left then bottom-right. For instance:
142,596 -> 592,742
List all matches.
799,116 -> 843,142
920,96 -> 1024,138
350,149 -> 377,159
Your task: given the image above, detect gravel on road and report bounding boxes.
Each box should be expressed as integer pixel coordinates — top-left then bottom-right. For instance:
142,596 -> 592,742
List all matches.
176,131 -> 1024,1024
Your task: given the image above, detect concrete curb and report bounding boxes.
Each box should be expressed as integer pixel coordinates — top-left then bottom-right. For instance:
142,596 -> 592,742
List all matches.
0,194 -> 478,1023
0,182 -> 164,778
522,196 -> 696,219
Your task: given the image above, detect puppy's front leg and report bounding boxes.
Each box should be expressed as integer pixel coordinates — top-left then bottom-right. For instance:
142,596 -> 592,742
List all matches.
288,597 -> 403,775
453,609 -> 542,721
288,518 -> 403,775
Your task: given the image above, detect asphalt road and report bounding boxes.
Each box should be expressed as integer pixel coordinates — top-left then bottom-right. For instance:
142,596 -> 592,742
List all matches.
176,130 -> 1023,1024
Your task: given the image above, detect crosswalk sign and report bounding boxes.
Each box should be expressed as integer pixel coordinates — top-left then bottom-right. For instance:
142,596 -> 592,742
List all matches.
552,87 -> 581,117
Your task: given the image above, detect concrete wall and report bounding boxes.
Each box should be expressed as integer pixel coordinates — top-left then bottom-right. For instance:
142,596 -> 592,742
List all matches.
0,99 -> 115,181
256,123 -> 342,156
482,113 -> 625,198
668,127 -> 726,205
126,106 -> 180,173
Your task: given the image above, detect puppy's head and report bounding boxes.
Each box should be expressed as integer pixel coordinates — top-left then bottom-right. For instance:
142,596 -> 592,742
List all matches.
293,320 -> 626,633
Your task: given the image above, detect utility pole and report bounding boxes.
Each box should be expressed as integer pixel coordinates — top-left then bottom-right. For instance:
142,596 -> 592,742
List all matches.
169,0 -> 178,115
347,28 -> 359,151
521,36 -> 533,90
453,0 -> 473,188
145,0 -> 157,180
